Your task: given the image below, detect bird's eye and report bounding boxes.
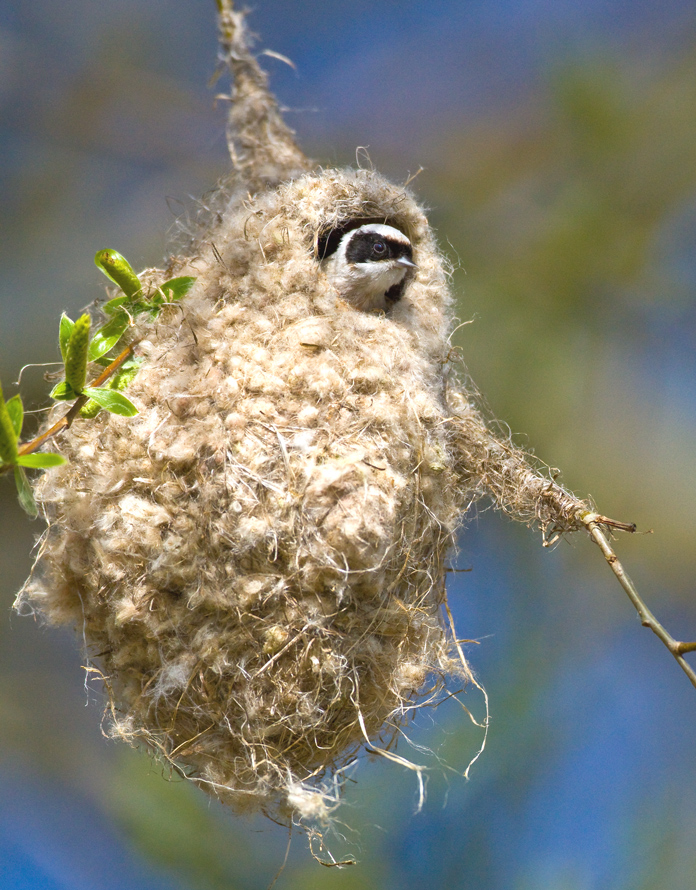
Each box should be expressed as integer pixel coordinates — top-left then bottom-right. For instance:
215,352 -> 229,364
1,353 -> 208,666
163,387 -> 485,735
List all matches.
373,241 -> 386,255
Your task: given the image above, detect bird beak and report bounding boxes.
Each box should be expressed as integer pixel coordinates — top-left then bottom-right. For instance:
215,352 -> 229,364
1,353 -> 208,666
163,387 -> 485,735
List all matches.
396,257 -> 417,269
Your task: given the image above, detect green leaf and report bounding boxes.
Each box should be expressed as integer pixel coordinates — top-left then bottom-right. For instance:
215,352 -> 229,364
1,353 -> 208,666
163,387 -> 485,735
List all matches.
64,313 -> 91,393
79,399 -> 103,419
14,467 -> 38,518
0,380 -> 19,465
50,380 -> 79,401
93,355 -> 125,368
83,387 -> 138,416
16,452 -> 67,469
92,354 -> 140,369
110,361 -> 141,391
130,301 -> 157,319
95,249 -> 142,299
80,357 -> 142,417
103,295 -> 129,315
88,312 -> 130,361
6,394 -> 23,438
59,313 -> 74,362
160,276 -> 196,302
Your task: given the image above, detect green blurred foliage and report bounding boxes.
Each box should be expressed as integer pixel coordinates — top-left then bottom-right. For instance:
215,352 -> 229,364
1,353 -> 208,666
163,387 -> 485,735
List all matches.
107,751 -> 257,889
426,47 -> 696,572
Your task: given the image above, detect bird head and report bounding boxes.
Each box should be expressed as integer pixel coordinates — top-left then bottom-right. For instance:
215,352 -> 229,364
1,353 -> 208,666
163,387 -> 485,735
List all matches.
322,223 -> 417,311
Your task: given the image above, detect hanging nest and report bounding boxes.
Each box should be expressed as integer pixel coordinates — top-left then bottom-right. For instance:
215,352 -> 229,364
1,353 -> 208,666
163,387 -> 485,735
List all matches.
17,3 -> 588,825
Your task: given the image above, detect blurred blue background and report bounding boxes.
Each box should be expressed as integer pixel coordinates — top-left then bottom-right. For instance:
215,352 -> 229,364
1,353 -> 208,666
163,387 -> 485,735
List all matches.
2,2 -> 696,888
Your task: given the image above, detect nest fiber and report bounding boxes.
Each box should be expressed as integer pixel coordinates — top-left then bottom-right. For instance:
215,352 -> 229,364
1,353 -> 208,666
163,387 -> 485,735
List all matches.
18,4 -> 587,826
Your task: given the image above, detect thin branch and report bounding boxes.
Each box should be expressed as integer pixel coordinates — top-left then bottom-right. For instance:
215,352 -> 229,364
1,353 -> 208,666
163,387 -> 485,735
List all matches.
12,341 -> 139,459
581,512 -> 696,690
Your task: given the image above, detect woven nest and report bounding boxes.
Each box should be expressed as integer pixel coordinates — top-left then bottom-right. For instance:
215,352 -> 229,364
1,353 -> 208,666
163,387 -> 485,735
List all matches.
17,4 -> 587,827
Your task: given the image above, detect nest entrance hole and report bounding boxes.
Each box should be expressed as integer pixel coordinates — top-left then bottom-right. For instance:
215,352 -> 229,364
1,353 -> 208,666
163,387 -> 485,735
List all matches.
315,217 -> 410,260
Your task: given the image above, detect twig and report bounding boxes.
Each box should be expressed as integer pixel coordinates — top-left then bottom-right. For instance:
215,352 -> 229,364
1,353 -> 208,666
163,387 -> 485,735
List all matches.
14,341 -> 139,458
581,512 -> 696,689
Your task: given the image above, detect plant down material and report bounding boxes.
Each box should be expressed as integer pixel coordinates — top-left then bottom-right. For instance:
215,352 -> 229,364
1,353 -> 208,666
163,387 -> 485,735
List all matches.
17,3 -> 588,824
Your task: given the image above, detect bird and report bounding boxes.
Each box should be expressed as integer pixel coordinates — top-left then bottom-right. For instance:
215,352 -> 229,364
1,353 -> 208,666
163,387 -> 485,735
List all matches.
321,223 -> 417,312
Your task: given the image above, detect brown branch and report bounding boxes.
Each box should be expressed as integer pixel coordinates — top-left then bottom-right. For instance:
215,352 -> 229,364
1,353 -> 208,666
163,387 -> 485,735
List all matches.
581,512 -> 696,690
13,341 -> 139,459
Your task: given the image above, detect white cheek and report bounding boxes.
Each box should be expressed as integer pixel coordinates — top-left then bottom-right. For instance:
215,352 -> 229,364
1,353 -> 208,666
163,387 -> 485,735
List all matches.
353,262 -> 401,278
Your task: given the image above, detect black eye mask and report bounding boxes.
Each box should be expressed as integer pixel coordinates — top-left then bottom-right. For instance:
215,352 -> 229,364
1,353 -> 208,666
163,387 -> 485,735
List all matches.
345,230 -> 414,265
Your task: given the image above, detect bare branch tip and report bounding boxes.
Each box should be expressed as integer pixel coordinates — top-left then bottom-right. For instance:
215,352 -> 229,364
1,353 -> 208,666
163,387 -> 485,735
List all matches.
676,641 -> 696,655
579,511 -> 637,534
